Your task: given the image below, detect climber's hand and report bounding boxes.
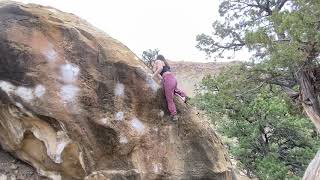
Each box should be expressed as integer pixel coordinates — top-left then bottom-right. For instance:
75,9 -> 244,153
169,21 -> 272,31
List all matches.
146,73 -> 156,83
152,74 -> 162,84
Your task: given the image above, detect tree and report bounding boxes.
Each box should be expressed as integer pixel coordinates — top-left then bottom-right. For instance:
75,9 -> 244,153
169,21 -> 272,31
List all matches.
141,49 -> 159,68
193,65 -> 319,179
196,1 -> 320,178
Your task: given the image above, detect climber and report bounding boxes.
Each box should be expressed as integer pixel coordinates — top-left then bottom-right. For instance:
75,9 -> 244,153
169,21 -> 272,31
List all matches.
152,55 -> 188,121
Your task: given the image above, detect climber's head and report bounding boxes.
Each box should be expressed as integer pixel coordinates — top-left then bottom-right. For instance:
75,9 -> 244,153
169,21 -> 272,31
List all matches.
156,54 -> 165,61
155,54 -> 170,67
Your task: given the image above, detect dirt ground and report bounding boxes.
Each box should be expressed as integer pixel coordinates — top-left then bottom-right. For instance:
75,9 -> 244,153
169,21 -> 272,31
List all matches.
0,147 -> 47,180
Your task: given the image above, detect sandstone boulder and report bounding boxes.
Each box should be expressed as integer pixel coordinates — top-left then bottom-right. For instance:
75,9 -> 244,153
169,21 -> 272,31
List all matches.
0,1 -> 233,179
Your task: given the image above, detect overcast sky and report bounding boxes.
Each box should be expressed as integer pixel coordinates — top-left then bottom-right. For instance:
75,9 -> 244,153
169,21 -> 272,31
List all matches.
17,0 -> 245,62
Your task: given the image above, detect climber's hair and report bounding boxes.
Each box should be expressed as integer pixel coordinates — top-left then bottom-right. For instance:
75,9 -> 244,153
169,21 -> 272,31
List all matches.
156,54 -> 170,68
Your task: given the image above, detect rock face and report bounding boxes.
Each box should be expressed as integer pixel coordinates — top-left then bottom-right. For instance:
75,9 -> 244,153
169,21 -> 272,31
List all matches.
0,1 -> 233,179
0,146 -> 47,180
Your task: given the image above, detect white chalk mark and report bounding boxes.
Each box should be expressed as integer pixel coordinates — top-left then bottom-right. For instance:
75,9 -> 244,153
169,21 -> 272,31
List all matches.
15,103 -> 23,109
153,163 -> 162,173
115,112 -> 124,121
46,49 -> 57,61
131,118 -> 145,134
42,43 -> 57,62
101,118 -> 108,124
158,110 -> 164,118
114,83 -> 125,96
60,64 -> 80,83
0,81 -> 48,103
15,87 -> 34,102
60,84 -> 79,103
119,134 -> 128,144
34,85 -> 46,98
0,81 -> 15,94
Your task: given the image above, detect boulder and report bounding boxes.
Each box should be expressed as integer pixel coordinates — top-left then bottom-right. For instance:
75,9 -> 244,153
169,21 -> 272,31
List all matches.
0,1 -> 233,179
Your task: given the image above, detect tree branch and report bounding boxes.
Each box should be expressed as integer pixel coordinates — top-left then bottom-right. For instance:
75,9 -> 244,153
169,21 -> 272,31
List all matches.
232,0 -> 272,15
277,0 -> 289,10
213,42 -> 246,49
236,82 -> 265,97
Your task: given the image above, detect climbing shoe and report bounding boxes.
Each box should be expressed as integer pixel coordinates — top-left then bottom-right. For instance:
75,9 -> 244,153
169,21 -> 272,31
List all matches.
184,96 -> 190,104
171,115 -> 179,122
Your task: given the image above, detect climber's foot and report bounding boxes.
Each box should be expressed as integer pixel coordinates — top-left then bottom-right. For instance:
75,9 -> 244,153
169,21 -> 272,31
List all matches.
184,96 -> 190,104
171,115 -> 179,122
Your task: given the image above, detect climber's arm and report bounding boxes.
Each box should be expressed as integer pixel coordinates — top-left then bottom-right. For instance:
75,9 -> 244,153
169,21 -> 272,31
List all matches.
152,60 -> 163,79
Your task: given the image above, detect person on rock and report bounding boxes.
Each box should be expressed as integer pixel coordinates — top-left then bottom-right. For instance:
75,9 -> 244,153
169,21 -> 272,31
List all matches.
152,55 -> 188,121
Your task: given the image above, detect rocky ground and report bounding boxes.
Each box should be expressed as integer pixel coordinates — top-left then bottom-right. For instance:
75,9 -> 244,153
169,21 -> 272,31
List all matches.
0,147 -> 46,180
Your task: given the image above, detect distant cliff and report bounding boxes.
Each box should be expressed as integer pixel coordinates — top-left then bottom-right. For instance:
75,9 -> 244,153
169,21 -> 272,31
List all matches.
169,61 -> 238,97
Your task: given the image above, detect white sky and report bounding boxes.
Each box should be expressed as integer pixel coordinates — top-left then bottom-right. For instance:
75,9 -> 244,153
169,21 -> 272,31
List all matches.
17,0 -> 246,62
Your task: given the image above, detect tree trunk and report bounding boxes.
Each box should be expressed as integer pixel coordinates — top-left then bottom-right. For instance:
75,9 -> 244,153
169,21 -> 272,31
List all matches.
298,70 -> 320,180
298,70 -> 320,130
303,151 -> 320,180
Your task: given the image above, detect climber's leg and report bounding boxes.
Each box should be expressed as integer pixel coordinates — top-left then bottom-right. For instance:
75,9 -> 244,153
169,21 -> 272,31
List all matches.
163,74 -> 177,116
174,88 -> 186,98
174,85 -> 188,103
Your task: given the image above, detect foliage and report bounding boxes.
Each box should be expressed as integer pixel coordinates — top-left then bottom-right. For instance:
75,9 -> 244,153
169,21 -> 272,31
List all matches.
193,65 -> 320,179
141,49 -> 159,68
195,1 -> 320,178
196,0 -> 320,89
